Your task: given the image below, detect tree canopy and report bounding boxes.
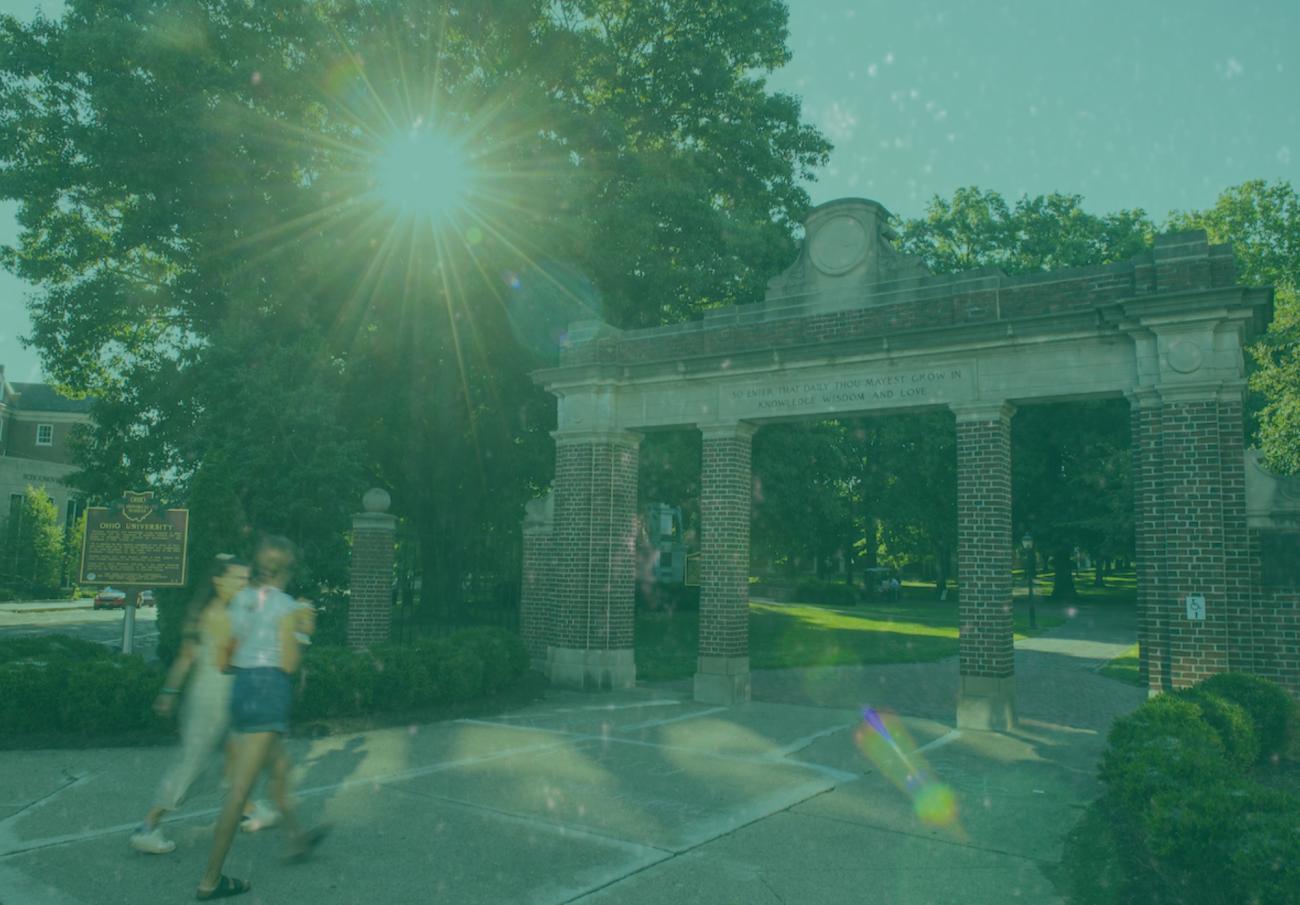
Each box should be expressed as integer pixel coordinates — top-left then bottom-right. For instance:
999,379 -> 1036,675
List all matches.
0,0 -> 830,598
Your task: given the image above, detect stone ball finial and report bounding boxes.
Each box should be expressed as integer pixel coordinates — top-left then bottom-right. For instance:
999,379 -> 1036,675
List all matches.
362,487 -> 391,513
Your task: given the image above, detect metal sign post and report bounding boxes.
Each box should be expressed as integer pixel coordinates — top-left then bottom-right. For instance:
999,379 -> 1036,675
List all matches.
120,586 -> 137,654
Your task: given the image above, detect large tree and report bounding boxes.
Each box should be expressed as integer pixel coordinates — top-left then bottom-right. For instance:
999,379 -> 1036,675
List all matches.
1169,180 -> 1300,474
0,1 -> 830,611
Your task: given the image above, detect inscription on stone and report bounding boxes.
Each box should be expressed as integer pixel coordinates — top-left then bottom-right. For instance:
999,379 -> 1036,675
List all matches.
727,366 -> 970,415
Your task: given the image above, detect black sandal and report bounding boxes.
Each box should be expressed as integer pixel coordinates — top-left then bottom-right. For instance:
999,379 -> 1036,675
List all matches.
283,824 -> 331,864
196,875 -> 251,900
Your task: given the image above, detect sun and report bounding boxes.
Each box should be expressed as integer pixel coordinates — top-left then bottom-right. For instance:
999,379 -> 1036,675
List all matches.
372,126 -> 475,223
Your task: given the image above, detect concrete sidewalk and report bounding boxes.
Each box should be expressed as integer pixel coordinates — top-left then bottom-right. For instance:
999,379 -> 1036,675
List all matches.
0,606 -> 1142,904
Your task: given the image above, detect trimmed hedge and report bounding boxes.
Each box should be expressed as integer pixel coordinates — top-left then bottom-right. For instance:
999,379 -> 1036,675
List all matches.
1088,673 -> 1300,905
1197,671 -> 1297,764
0,628 -> 531,741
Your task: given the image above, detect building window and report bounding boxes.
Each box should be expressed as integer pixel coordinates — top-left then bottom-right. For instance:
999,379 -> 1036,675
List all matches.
36,423 -> 54,446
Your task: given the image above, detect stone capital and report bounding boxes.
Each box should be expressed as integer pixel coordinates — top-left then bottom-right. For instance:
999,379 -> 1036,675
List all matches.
550,428 -> 642,448
698,421 -> 759,441
1157,379 -> 1247,407
352,511 -> 397,531
949,400 -> 1016,424
1124,386 -> 1163,410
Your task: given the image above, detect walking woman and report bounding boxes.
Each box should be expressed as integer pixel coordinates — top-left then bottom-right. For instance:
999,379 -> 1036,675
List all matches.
129,555 -> 279,855
196,536 -> 326,901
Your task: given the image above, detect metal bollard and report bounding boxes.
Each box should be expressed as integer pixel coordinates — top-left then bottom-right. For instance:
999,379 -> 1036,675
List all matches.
121,592 -> 136,654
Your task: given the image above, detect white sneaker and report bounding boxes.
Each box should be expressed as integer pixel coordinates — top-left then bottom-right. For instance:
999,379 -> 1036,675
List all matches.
240,800 -> 281,833
129,826 -> 175,854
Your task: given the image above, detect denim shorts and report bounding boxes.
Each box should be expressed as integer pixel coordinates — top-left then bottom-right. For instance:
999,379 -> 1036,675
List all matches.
230,667 -> 293,734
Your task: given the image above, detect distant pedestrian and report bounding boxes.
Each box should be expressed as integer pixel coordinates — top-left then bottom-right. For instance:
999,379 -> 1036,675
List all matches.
129,555 -> 278,854
889,576 -> 901,602
196,536 -> 325,901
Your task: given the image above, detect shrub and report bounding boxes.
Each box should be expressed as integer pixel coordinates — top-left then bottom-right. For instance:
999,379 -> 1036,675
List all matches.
1091,677 -> 1300,905
1197,672 -> 1297,764
0,654 -> 165,736
426,639 -> 485,704
1100,695 -> 1232,815
1,627 -> 529,741
296,645 -> 377,720
369,644 -> 434,712
0,633 -> 113,664
455,628 -> 529,694
1176,689 -> 1259,770
1231,787 -> 1300,905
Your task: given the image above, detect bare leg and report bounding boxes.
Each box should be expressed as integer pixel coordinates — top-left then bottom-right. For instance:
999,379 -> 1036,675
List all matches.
199,732 -> 274,893
266,736 -> 302,838
222,736 -> 257,819
143,805 -> 167,830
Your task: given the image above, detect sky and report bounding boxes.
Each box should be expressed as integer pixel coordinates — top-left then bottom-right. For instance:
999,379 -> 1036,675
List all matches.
1,0 -> 1297,381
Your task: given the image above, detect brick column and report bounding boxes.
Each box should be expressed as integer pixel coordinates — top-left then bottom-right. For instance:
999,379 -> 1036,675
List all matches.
695,422 -> 757,705
1128,389 -> 1167,691
1156,387 -> 1240,687
548,430 -> 640,690
520,493 -> 554,671
348,488 -> 396,649
1130,385 -> 1247,692
952,402 -> 1016,731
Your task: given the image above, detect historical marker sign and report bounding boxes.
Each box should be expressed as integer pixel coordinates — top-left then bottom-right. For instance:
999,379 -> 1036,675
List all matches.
79,491 -> 190,587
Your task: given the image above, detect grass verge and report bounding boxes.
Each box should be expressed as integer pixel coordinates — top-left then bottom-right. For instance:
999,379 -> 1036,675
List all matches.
1098,643 -> 1142,686
637,592 -> 1069,681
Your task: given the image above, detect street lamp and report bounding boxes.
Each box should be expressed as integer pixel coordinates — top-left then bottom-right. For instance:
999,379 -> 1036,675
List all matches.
1022,531 -> 1037,630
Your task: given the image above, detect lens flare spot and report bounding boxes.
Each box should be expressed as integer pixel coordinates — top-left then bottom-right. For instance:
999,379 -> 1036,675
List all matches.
913,782 -> 958,827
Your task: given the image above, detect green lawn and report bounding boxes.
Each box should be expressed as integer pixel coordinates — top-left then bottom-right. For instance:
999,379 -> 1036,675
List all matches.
636,590 -> 1069,681
1098,643 -> 1142,686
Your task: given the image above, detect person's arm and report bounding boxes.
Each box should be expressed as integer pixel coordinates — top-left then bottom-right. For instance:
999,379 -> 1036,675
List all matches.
278,611 -> 303,673
154,638 -> 197,716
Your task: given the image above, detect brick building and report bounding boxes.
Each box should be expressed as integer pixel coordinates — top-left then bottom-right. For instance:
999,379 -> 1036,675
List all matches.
0,366 -> 93,551
520,197 -> 1298,728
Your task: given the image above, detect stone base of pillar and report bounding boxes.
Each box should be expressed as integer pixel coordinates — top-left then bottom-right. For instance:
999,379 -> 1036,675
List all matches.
547,646 -> 636,691
694,655 -> 751,705
956,675 -> 1016,731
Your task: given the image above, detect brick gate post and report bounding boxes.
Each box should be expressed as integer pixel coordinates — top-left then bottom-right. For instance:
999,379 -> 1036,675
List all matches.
695,422 -> 757,705
548,430 -> 640,690
348,487 -> 396,649
952,402 -> 1016,731
1149,385 -> 1245,689
1128,388 -> 1167,691
520,492 -> 554,671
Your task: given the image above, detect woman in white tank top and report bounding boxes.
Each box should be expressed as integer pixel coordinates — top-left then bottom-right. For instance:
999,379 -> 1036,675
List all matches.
129,555 -> 277,854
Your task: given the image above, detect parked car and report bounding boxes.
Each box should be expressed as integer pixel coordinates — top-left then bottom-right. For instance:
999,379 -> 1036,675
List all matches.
138,590 -> 155,607
92,587 -> 126,609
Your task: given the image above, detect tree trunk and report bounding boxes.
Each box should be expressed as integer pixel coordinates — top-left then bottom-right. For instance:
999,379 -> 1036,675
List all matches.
934,541 -> 951,599
1092,551 -> 1105,587
1050,547 -> 1076,599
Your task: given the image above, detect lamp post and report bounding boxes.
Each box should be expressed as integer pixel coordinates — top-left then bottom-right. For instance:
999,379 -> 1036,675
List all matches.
1022,532 -> 1036,630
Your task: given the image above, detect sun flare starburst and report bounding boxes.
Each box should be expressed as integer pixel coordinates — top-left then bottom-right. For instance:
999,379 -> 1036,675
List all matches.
372,126 -> 476,224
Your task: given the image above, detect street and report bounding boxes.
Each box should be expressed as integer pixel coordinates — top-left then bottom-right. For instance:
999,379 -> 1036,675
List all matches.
0,603 -> 160,660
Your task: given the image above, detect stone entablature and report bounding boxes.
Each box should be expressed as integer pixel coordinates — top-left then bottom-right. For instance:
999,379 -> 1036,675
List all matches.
541,201 -> 1270,436
556,200 -> 1251,374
